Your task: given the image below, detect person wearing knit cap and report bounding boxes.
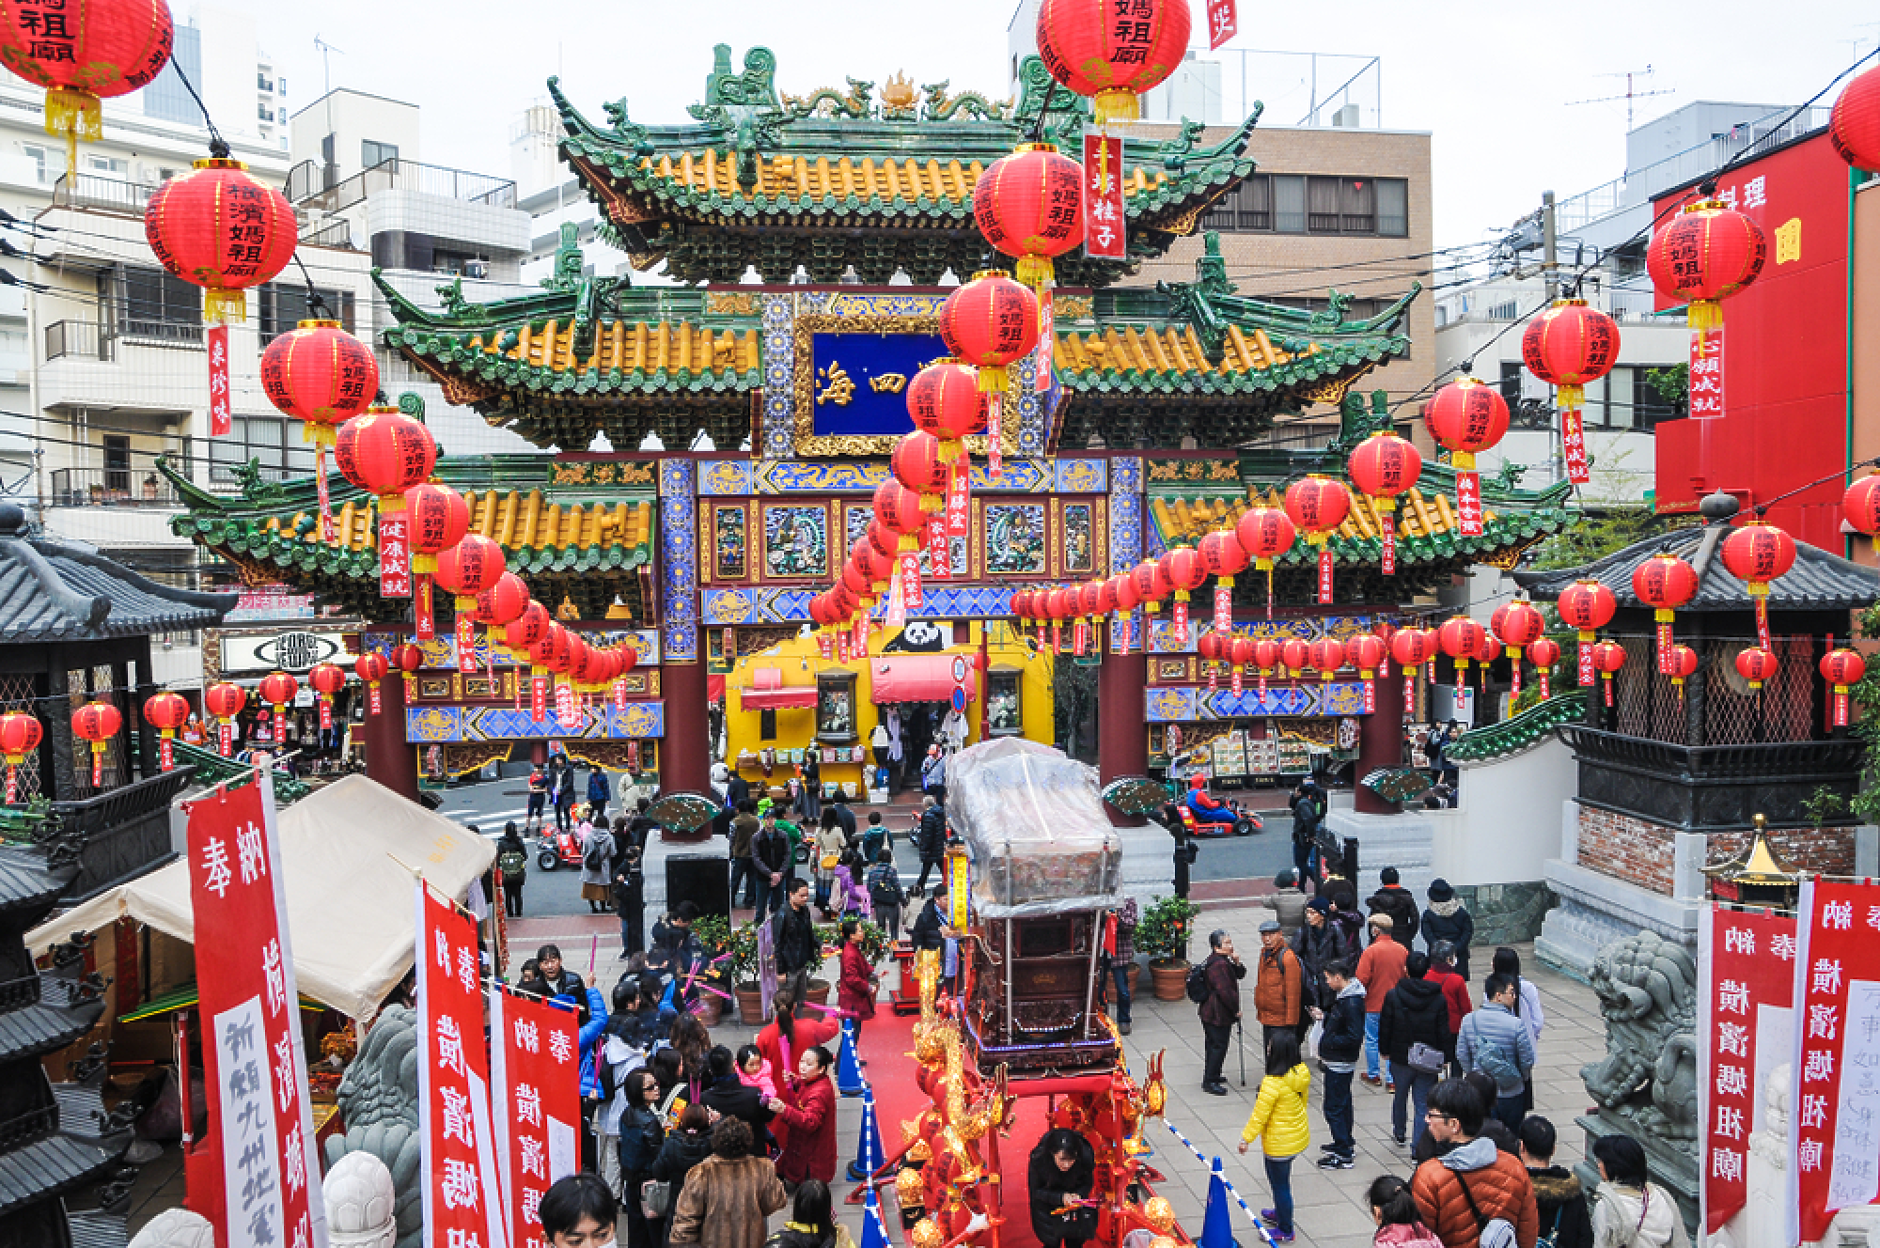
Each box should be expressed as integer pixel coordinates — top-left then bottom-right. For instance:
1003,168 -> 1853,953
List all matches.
1421,879 -> 1476,982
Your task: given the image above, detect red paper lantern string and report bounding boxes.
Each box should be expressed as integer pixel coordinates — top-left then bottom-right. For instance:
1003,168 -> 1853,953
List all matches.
1558,580 -> 1618,687
0,710 -> 41,802
261,319 -> 379,540
1631,553 -> 1698,675
1720,521 -> 1796,651
939,272 -> 1039,473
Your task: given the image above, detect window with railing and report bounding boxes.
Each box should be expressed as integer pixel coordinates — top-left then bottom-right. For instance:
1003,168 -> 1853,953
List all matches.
1199,173 -> 1406,237
209,415 -> 314,487
258,283 -> 356,343
104,266 -> 203,342
43,320 -> 111,362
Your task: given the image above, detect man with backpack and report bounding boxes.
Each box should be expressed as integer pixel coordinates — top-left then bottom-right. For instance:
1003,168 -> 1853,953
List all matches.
495,822 -> 528,917
1411,1079 -> 1539,1248
1191,929 -> 1245,1097
1456,974 -> 1536,1133
867,848 -> 907,940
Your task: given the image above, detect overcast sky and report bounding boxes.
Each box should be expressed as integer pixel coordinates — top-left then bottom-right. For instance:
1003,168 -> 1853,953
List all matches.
219,0 -> 1878,255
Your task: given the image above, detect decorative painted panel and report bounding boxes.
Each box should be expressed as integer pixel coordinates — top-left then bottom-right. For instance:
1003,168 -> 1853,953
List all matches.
406,701 -> 666,743
1054,458 -> 1108,495
659,460 -> 699,662
1143,683 -> 1369,721
701,584 -> 1020,625
1108,455 -> 1144,653
405,628 -> 660,669
755,458 -> 1048,494
980,502 -> 1048,576
761,295 -> 797,458
698,459 -> 756,496
710,503 -> 751,580
760,504 -> 831,579
1060,501 -> 1098,575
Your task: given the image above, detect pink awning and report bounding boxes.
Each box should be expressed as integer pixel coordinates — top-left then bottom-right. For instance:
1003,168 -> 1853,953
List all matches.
870,655 -> 977,705
738,686 -> 819,710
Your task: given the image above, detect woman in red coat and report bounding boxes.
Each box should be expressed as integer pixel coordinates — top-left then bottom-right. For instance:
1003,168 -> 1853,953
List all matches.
768,1044 -> 838,1187
836,919 -> 879,1055
756,990 -> 841,1080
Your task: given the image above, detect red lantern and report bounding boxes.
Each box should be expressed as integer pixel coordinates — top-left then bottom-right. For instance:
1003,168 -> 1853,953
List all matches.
1223,634 -> 1252,695
1646,199 -> 1767,333
1845,471 -> 1880,535
1735,646 -> 1778,692
404,482 -> 470,640
353,652 -> 388,717
1347,633 -> 1387,713
204,681 -> 244,755
1666,643 -> 1699,707
1490,600 -> 1546,654
144,158 -> 298,324
1306,638 -> 1344,683
939,271 -> 1040,415
1822,648 -> 1867,727
1233,508 -> 1296,618
258,671 -> 298,747
336,406 -> 437,598
0,710 -> 40,802
1130,559 -> 1171,625
1558,579 -> 1618,688
1197,629 -> 1227,690
436,535 -> 507,672
1197,529 -> 1248,634
1424,377 -> 1508,537
1632,553 -> 1698,675
1391,627 -> 1436,670
1346,431 -> 1422,576
0,0 -> 172,170
261,318 -> 379,542
138,689 -> 186,771
891,431 -> 950,510
1034,0 -> 1191,124
873,480 -> 925,539
308,662 -> 345,732
1251,637 -> 1282,696
1521,299 -> 1620,411
972,143 -> 1085,291
1470,626 -> 1502,668
853,540 -> 894,590
1590,640 -> 1626,707
1280,638 -> 1311,678
1527,637 -> 1563,701
475,571 -> 530,631
1834,66 -> 1880,171
71,700 -> 120,786
1720,522 -> 1796,650
1160,546 -> 1206,641
906,362 -> 988,461
1437,617 -> 1485,709
1284,475 -> 1351,605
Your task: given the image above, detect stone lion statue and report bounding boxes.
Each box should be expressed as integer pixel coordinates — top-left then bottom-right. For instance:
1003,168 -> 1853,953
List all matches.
1582,930 -> 1699,1147
323,1006 -> 422,1248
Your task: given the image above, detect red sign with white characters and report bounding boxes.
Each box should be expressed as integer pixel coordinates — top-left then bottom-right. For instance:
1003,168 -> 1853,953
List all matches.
1083,134 -> 1126,260
1560,408 -> 1591,486
1699,905 -> 1794,1235
927,520 -> 952,581
491,989 -> 581,1244
899,550 -> 925,612
530,674 -> 548,724
379,511 -> 412,598
1791,879 -> 1880,1243
1455,471 -> 1483,537
1034,290 -> 1054,400
456,614 -> 478,673
186,775 -> 326,1248
555,682 -> 578,729
208,324 -> 232,436
418,887 -> 507,1248
1207,0 -> 1237,48
1690,327 -> 1725,419
946,458 -> 971,539
1317,549 -> 1334,604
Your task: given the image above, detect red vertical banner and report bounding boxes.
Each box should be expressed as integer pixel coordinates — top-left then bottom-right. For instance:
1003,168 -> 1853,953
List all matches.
1578,639 -> 1595,687
314,448 -> 335,543
186,775 -> 326,1248
1033,290 -> 1055,397
1699,905 -> 1796,1235
1690,327 -> 1725,420
491,989 -> 581,1244
530,674 -> 548,724
1082,133 -> 1126,260
899,550 -> 925,612
612,679 -> 628,712
1207,0 -> 1237,48
1560,408 -> 1591,485
946,459 -> 971,539
927,521 -> 952,581
1380,527 -> 1396,576
1317,549 -> 1334,605
418,887 -> 507,1248
555,683 -> 578,728
1213,586 -> 1231,636
1792,879 -> 1880,1244
208,323 -> 232,436
1454,471 -> 1483,537
414,578 -> 435,641
456,614 -> 478,674
379,511 -> 412,599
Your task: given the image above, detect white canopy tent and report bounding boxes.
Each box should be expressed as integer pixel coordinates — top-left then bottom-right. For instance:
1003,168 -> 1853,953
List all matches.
26,774 -> 495,1019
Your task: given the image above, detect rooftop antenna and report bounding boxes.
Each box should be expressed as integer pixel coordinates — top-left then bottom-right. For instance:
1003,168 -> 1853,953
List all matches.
1567,66 -> 1674,133
313,34 -> 344,98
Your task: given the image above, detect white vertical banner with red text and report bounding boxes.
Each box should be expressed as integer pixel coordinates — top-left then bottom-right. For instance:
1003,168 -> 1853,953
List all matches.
1698,905 -> 1795,1238
418,886 -> 507,1248
1791,878 -> 1880,1245
186,773 -> 327,1248
490,988 -> 581,1244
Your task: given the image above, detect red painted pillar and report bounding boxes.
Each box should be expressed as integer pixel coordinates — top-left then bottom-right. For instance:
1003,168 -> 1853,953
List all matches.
1098,646 -> 1148,787
1354,663 -> 1406,814
363,662 -> 419,802
662,654 -> 710,796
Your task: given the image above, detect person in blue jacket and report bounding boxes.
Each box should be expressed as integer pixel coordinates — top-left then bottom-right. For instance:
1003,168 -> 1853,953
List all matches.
560,978 -> 610,1172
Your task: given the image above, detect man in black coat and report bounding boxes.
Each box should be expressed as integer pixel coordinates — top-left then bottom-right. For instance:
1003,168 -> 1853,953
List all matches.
1310,957 -> 1367,1168
1366,866 -> 1421,946
770,878 -> 817,998
915,795 -> 948,892
1378,952 -> 1453,1152
1196,930 -> 1245,1097
1421,877 -> 1475,981
910,886 -> 948,950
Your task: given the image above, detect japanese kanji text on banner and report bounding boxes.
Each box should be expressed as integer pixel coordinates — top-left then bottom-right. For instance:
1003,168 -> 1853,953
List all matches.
1699,905 -> 1795,1236
418,886 -> 507,1248
1791,878 -> 1880,1244
491,989 -> 581,1243
185,773 -> 327,1248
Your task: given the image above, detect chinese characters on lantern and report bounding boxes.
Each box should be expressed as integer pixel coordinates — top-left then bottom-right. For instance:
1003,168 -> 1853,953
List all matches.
491,989 -> 580,1244
186,776 -> 327,1248
1699,905 -> 1794,1235
1082,134 -> 1126,261
1691,327 -> 1725,420
1792,879 -> 1880,1243
208,324 -> 232,436
418,887 -> 507,1248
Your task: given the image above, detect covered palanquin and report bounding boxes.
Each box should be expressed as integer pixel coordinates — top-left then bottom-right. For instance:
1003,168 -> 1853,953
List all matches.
949,739 -> 1124,1076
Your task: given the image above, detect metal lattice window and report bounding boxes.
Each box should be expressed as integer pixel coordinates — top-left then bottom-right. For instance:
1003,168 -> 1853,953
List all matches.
0,676 -> 40,801
69,667 -> 123,793
1611,633 -> 1818,745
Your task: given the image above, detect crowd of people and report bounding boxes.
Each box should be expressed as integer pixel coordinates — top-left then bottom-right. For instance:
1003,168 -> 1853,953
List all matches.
1194,869 -> 1684,1248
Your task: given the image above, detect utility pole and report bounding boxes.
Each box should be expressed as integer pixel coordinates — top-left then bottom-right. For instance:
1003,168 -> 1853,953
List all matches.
1541,190 -> 1558,302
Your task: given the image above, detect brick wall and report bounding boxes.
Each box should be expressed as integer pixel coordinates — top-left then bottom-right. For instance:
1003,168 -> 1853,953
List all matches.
1575,805 -> 1858,895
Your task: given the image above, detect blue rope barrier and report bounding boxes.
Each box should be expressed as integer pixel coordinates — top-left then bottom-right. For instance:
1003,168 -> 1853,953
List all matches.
1164,1120 -> 1281,1248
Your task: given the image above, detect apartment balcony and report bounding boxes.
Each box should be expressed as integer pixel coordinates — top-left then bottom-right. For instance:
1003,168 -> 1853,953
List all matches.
45,467 -> 182,509
286,156 -> 517,212
38,319 -> 205,418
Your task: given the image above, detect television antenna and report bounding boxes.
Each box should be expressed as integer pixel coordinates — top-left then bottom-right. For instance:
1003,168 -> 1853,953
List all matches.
313,35 -> 345,98
1567,66 -> 1674,132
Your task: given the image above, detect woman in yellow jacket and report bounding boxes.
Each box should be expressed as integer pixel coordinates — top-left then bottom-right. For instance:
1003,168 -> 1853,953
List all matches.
1238,1030 -> 1310,1244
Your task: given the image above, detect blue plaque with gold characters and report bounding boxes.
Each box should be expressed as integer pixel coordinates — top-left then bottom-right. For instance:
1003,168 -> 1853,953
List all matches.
807,330 -> 948,437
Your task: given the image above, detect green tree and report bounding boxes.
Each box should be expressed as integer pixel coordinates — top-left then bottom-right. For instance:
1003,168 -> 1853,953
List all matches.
1526,506 -> 1667,571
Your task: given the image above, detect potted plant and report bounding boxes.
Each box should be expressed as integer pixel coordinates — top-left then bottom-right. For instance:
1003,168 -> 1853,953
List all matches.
692,914 -> 733,1026
1137,895 -> 1202,1001
727,919 -> 766,1025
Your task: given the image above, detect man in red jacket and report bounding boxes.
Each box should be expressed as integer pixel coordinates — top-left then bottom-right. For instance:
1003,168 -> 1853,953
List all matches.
769,1044 -> 838,1187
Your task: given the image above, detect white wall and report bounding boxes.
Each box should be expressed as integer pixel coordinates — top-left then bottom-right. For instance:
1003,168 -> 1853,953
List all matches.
1427,735 -> 1577,886
291,89 -> 421,181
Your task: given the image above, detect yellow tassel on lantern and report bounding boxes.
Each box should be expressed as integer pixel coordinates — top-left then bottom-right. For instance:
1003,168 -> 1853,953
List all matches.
1687,300 -> 1721,333
1557,383 -> 1585,410
1092,88 -> 1140,126
976,363 -> 1010,396
203,288 -> 248,324
45,87 -> 101,173
1015,255 -> 1055,292
1452,451 -> 1475,471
